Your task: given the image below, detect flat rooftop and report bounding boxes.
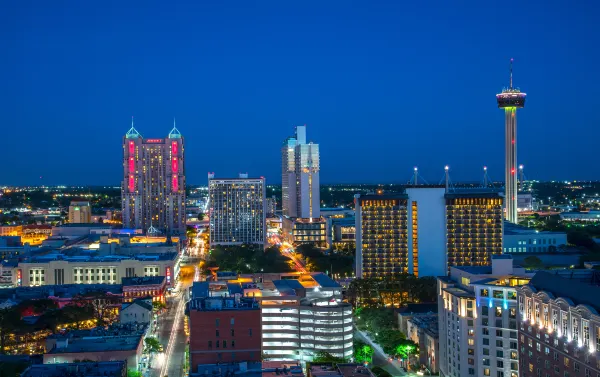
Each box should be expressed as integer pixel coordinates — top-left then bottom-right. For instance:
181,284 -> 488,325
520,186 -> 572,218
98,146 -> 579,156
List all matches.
47,334 -> 142,354
528,271 -> 600,311
21,361 -> 125,377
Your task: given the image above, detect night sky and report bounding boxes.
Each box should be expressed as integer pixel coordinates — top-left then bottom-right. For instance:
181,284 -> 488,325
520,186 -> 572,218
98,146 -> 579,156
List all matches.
1,1 -> 598,185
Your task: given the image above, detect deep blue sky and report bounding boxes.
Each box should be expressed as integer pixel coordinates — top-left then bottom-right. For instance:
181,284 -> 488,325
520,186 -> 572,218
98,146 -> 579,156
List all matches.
1,1 -> 598,185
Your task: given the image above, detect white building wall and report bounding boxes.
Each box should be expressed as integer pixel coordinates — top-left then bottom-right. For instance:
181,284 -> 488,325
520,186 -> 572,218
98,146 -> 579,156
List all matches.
406,187 -> 447,277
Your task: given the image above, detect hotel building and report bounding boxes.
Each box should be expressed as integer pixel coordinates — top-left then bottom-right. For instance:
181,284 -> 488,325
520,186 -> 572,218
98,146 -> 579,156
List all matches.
437,255 -> 533,377
121,121 -> 186,235
208,175 -> 266,248
355,187 -> 503,278
516,272 -> 600,377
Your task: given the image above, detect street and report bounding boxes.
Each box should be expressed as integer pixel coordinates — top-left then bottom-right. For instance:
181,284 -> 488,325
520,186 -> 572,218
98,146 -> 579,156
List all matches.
149,254 -> 201,377
355,328 -> 420,377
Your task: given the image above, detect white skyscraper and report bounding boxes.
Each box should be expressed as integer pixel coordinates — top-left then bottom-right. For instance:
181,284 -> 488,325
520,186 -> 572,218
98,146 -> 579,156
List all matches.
281,125 -> 325,245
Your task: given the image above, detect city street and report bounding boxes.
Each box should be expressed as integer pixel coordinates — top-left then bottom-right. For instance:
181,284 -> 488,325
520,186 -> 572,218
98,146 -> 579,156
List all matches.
149,259 -> 200,377
355,329 -> 420,377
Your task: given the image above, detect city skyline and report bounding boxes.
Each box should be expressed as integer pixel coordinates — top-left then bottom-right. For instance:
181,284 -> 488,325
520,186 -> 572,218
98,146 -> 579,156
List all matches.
2,2 -> 599,185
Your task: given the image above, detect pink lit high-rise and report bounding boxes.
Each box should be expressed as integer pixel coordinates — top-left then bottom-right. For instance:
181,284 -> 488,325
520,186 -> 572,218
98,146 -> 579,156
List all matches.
121,120 -> 186,235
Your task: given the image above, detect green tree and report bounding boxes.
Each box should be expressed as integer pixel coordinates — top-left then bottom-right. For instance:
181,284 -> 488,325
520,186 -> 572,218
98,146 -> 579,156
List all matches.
523,256 -> 543,269
144,337 -> 163,353
152,301 -> 166,312
311,351 -> 347,364
127,369 -> 143,377
353,340 -> 373,364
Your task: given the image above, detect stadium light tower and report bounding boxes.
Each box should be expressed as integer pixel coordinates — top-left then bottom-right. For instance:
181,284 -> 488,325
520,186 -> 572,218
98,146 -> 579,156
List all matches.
497,59 -> 526,224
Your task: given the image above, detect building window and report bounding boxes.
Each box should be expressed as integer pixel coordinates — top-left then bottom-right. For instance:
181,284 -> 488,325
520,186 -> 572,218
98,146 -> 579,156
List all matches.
208,341 -> 212,349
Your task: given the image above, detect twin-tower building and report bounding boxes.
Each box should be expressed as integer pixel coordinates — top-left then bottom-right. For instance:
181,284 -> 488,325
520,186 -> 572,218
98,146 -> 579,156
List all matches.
121,121 -> 186,235
355,187 -> 504,278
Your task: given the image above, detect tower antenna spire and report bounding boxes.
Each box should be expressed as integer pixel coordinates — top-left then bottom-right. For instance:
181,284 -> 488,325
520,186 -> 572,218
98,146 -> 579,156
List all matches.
510,58 -> 514,89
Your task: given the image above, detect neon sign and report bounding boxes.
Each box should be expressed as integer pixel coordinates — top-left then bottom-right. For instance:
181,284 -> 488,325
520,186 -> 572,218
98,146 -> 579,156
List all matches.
129,157 -> 134,172
17,269 -> 22,286
166,267 -> 171,284
172,141 -> 178,155
129,141 -> 134,155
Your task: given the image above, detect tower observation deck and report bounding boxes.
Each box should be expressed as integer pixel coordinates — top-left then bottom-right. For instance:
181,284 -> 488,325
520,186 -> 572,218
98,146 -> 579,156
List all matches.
496,59 -> 526,224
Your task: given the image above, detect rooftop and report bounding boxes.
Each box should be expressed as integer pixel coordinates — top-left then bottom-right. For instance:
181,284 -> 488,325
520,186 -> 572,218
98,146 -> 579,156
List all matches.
309,364 -> 374,377
47,334 -> 142,354
527,271 -> 600,312
121,276 -> 166,287
397,303 -> 438,315
21,361 -> 126,377
504,221 -> 565,236
187,296 -> 260,311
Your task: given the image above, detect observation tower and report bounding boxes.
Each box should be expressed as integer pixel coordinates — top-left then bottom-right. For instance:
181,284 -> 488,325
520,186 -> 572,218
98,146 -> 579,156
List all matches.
497,59 -> 526,223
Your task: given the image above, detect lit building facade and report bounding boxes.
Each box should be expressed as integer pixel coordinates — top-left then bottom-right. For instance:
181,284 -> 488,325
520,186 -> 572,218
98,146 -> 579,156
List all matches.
7,254 -> 179,287
355,188 -> 501,278
445,190 -> 504,270
281,125 -> 326,245
437,256 -> 532,377
68,201 -> 92,223
208,176 -> 266,248
354,193 -> 409,278
121,122 -> 186,235
516,272 -> 600,377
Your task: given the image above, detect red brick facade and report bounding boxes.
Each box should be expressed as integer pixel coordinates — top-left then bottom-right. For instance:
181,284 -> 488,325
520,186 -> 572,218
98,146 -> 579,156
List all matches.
189,308 -> 261,370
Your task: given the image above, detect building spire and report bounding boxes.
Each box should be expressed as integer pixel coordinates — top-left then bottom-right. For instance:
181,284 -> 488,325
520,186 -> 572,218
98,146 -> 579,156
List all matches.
168,118 -> 182,139
509,58 -> 514,89
126,116 -> 142,138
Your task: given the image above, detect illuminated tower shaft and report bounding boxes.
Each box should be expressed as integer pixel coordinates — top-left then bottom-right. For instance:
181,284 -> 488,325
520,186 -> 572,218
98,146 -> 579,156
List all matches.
496,59 -> 526,224
504,107 -> 518,223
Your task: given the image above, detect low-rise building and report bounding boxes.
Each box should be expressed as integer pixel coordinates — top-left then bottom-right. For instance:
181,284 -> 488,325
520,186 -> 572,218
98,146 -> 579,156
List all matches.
0,225 -> 23,237
397,303 -> 438,335
122,276 -> 167,302
406,315 -> 439,375
21,361 -> 126,377
504,221 -> 567,253
7,253 -> 178,287
307,363 -> 375,377
120,298 -> 153,325
516,272 -> 600,377
44,324 -> 147,370
188,296 -> 262,370
560,210 -> 600,222
282,217 -> 328,247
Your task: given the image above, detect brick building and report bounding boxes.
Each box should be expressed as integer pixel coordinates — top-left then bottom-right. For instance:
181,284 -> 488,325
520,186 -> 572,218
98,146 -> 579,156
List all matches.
517,272 -> 600,377
187,296 -> 261,369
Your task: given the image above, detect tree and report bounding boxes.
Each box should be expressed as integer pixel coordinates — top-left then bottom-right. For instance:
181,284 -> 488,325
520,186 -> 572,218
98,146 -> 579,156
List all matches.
311,351 -> 347,364
152,301 -> 166,312
144,337 -> 163,353
370,367 -> 392,377
0,308 -> 22,354
353,340 -> 373,364
523,256 -> 543,269
127,369 -> 143,377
